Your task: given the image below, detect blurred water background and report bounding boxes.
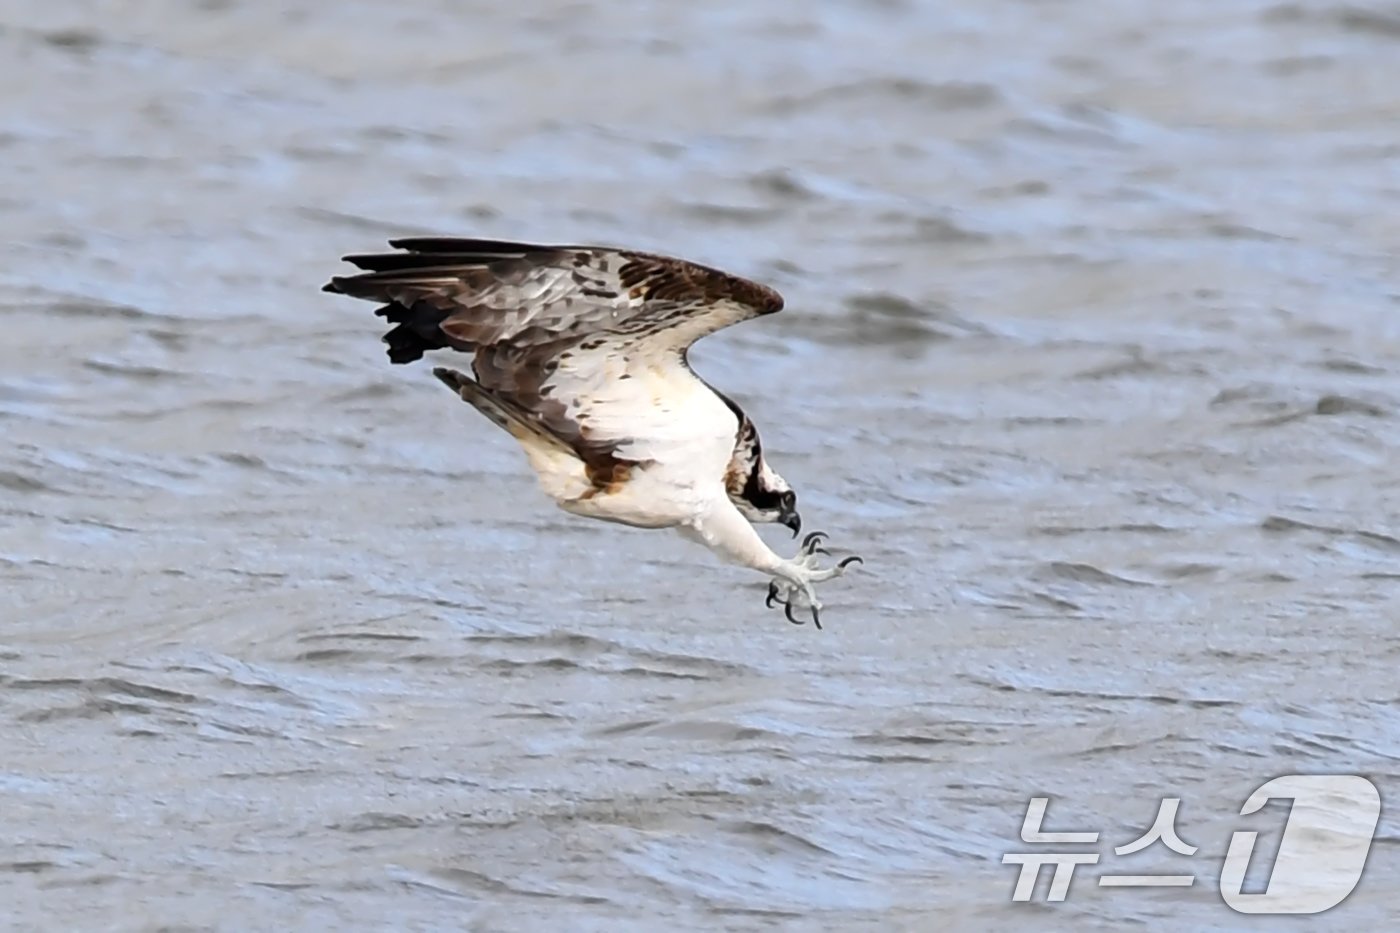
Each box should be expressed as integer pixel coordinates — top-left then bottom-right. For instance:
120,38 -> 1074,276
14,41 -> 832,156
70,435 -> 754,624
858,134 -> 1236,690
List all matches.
4,1 -> 1400,929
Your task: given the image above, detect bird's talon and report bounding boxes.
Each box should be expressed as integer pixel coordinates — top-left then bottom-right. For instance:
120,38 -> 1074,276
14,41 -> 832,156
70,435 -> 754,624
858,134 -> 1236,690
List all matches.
774,534 -> 858,630
765,581 -> 786,609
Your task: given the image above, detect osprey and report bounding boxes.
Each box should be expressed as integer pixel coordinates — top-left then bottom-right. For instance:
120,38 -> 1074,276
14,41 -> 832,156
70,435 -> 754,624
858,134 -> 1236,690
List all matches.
323,237 -> 861,627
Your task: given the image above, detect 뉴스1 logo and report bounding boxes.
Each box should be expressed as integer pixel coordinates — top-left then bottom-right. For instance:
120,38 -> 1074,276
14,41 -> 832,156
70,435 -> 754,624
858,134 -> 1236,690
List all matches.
1003,774 -> 1380,915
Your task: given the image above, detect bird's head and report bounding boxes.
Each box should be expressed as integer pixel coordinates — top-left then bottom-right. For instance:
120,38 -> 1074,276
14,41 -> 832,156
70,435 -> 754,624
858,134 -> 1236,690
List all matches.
726,430 -> 801,538
723,411 -> 801,534
735,457 -> 801,536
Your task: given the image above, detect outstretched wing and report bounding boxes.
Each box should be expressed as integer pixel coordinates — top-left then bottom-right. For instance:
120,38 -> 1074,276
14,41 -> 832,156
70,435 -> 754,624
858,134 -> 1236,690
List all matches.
323,237 -> 782,362
325,237 -> 784,479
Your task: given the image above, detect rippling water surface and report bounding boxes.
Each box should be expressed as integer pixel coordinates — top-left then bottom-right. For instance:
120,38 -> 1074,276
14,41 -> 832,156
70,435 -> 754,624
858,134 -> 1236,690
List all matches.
4,1 -> 1400,929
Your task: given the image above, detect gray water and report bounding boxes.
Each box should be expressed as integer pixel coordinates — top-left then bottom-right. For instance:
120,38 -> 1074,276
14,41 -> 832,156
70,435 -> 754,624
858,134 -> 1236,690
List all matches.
4,1 -> 1400,929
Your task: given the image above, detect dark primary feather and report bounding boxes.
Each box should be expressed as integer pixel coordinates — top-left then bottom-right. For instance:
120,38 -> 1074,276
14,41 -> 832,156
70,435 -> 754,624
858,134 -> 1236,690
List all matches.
322,237 -> 784,364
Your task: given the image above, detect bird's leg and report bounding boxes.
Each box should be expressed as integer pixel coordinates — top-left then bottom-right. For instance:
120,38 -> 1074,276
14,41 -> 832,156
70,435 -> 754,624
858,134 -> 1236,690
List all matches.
681,502 -> 861,629
762,530 -> 864,627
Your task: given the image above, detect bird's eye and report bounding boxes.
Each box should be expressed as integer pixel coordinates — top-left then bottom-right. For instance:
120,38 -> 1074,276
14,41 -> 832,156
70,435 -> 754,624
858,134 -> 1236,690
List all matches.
781,491 -> 796,509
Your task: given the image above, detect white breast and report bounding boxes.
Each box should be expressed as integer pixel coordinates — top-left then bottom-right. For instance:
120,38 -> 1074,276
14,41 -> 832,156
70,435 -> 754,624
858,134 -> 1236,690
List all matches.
552,352 -> 739,529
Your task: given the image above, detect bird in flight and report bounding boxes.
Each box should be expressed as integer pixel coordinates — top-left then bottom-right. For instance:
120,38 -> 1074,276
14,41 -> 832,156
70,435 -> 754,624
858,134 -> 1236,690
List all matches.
323,237 -> 861,627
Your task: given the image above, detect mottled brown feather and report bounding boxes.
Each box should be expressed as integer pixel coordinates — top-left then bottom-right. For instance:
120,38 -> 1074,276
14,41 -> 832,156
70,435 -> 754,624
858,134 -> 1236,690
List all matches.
580,458 -> 641,498
326,238 -> 783,479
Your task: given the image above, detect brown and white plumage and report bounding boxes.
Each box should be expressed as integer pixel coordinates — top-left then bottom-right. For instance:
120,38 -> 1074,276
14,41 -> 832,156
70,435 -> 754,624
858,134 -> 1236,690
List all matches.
324,237 -> 859,626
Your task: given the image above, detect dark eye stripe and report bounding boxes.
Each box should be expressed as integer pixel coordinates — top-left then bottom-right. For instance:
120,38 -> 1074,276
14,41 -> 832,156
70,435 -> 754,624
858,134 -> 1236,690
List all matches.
742,461 -> 782,510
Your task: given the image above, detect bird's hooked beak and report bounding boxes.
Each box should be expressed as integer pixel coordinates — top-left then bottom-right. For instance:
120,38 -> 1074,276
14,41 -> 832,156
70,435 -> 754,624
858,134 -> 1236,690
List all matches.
781,506 -> 802,538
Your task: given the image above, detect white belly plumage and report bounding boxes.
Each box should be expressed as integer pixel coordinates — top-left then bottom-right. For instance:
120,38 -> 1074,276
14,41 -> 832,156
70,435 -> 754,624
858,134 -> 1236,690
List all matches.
513,365 -> 737,529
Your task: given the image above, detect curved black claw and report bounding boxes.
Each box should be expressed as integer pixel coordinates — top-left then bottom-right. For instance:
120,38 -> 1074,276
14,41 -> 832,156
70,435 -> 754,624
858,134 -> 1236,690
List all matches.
838,555 -> 864,570
766,581 -> 786,609
783,600 -> 823,630
800,531 -> 829,556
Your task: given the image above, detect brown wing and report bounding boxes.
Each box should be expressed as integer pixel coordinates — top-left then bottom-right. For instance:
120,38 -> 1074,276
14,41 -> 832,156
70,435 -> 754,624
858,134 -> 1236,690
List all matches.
322,237 -> 782,364
325,237 -> 784,470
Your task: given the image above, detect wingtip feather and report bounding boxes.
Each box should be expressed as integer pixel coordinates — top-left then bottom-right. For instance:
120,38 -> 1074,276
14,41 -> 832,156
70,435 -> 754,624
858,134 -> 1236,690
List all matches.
431,366 -> 466,390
